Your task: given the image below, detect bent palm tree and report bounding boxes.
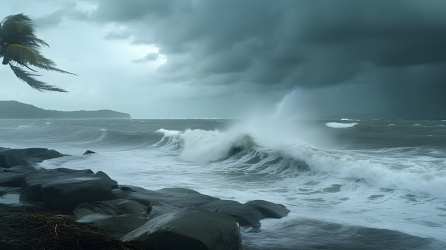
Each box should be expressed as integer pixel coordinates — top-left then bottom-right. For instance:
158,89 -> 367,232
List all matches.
0,14 -> 75,92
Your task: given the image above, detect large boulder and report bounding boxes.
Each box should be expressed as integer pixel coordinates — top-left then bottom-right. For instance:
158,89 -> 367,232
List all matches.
20,170 -> 66,201
0,172 -> 34,187
0,163 -> 36,187
122,209 -> 243,250
20,168 -> 118,211
95,171 -> 118,188
0,148 -> 64,168
245,200 -> 290,219
42,177 -> 113,211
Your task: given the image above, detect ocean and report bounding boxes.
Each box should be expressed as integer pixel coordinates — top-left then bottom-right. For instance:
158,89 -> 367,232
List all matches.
0,117 -> 445,249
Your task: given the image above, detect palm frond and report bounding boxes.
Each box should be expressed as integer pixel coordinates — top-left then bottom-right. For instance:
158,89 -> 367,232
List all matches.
4,44 -> 38,63
3,44 -> 75,75
0,15 -> 49,49
32,62 -> 76,75
9,64 -> 67,92
1,13 -> 75,92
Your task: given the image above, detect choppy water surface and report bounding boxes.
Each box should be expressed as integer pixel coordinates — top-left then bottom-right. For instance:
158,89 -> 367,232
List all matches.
1,118 -> 445,249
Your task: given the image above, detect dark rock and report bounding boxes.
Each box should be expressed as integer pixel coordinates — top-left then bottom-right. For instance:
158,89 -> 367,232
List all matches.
20,168 -> 118,211
75,199 -> 150,218
113,187 -> 219,208
53,168 -> 94,175
0,153 -> 27,168
20,170 -> 66,201
0,148 -> 64,168
0,172 -> 33,187
95,171 -> 118,188
120,186 -> 136,192
42,177 -> 113,211
122,209 -> 243,250
3,165 -> 37,173
200,199 -> 264,228
245,200 -> 290,219
113,186 -> 290,228
83,150 -> 96,155
74,199 -> 150,238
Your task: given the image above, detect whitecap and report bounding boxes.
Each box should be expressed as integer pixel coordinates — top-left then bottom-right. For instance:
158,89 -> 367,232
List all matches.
326,122 -> 357,128
156,128 -> 181,137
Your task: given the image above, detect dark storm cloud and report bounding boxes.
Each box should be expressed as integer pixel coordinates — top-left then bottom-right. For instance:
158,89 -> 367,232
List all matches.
93,0 -> 445,84
91,0 -> 445,118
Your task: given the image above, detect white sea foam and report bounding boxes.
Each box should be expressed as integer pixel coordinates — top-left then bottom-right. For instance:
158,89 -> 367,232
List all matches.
156,128 -> 181,137
17,124 -> 33,129
326,122 -> 357,128
179,129 -> 250,163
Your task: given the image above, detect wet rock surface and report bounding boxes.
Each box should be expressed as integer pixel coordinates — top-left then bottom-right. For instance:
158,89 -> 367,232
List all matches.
83,150 -> 96,155
74,199 -> 151,238
20,168 -> 116,211
0,147 -> 290,250
122,208 -> 243,250
113,186 -> 290,228
0,147 -> 64,168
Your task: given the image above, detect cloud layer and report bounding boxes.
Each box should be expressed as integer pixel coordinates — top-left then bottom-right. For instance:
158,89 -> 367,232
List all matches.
1,0 -> 445,118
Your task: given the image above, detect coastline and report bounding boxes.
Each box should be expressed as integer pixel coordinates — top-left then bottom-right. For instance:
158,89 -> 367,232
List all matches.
0,146 -> 289,250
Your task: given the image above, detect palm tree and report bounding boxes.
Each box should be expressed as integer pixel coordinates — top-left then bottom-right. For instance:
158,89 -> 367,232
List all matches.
0,13 -> 75,92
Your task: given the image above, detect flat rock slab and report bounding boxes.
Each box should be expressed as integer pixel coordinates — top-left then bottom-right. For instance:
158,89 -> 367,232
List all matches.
0,147 -> 64,168
123,209 -> 243,250
113,186 -> 290,228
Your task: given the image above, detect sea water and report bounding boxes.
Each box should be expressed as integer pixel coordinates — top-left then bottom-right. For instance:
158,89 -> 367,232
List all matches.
1,117 -> 445,249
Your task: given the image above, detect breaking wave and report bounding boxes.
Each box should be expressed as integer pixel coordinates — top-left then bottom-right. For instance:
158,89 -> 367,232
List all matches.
155,126 -> 446,199
326,122 -> 357,128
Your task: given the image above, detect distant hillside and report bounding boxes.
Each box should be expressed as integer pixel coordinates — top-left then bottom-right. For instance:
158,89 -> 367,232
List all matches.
0,101 -> 131,119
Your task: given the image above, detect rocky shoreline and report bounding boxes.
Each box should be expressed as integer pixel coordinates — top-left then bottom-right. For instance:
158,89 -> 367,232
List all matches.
0,147 -> 290,249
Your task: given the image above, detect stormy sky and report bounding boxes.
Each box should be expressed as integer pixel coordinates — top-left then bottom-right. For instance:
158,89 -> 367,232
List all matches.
1,0 -> 445,119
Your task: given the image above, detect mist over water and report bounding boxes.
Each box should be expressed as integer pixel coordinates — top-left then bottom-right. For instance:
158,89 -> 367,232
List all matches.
1,90 -> 446,249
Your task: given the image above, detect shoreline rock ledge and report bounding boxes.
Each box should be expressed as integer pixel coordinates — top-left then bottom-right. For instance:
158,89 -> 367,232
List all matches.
0,147 -> 290,250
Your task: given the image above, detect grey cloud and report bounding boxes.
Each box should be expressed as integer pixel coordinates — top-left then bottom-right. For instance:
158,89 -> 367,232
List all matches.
132,52 -> 159,63
92,0 -> 445,88
46,0 -> 445,118
33,2 -> 92,28
95,0 -> 184,21
105,26 -> 133,40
